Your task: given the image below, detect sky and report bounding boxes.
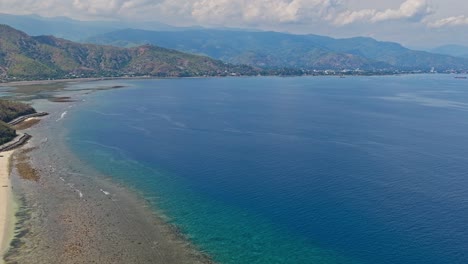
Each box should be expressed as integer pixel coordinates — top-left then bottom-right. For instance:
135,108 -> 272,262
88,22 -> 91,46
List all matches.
0,0 -> 467,47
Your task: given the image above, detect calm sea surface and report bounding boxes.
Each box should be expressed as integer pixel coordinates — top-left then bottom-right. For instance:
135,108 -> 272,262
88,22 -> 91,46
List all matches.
65,75 -> 468,263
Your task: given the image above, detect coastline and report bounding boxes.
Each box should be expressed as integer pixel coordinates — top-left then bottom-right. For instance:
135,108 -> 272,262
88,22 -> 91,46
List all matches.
0,72 -> 464,89
0,151 -> 14,262
2,89 -> 214,263
0,77 -> 119,87
1,75 -> 466,263
0,76 -> 168,88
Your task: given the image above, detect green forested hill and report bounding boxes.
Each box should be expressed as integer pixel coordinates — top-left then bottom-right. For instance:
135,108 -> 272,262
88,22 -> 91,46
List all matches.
0,123 -> 15,145
0,25 -> 256,81
0,99 -> 36,145
0,99 -> 36,123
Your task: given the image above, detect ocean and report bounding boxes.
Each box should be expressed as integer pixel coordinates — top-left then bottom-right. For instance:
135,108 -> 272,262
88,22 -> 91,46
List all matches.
64,75 -> 468,263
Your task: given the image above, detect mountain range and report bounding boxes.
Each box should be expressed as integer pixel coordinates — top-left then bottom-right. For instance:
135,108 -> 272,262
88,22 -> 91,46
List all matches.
0,25 -> 255,81
0,13 -> 467,80
86,28 -> 468,72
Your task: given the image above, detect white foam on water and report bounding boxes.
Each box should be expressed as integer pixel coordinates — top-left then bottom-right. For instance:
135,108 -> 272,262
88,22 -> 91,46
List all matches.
56,111 -> 67,122
100,189 -> 110,195
90,110 -> 124,116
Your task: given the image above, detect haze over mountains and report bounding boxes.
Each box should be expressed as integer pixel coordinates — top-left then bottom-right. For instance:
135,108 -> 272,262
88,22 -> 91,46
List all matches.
87,28 -> 468,72
0,13 -> 467,80
431,45 -> 468,59
0,13 -> 179,41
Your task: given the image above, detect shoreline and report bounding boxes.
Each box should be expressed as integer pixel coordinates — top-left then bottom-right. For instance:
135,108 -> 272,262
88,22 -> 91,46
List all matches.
0,151 -> 14,262
0,72 -> 464,88
0,113 -> 47,263
3,88 -> 214,263
0,78 -> 118,87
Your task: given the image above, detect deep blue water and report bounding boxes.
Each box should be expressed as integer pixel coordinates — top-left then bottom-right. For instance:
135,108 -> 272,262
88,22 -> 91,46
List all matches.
66,75 -> 468,263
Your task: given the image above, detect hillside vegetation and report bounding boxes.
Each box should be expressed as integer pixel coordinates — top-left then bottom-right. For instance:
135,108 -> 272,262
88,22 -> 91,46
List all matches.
86,29 -> 468,72
0,99 -> 36,122
0,24 -> 257,82
0,123 -> 15,145
0,99 -> 36,145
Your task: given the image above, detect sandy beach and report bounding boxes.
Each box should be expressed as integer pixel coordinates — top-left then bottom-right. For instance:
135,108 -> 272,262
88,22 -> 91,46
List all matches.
0,151 -> 14,260
0,78 -> 106,87
1,86 -> 213,263
0,76 -> 156,87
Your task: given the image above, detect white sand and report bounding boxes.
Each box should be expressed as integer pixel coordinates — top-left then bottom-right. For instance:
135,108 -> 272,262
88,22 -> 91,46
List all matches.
0,151 -> 14,260
24,117 -> 40,122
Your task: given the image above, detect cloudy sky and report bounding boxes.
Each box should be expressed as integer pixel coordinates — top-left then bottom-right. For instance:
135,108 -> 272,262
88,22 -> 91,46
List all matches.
1,0 -> 467,47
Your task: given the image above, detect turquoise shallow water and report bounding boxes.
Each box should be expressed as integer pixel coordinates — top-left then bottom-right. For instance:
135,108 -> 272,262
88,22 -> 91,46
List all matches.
66,75 -> 468,263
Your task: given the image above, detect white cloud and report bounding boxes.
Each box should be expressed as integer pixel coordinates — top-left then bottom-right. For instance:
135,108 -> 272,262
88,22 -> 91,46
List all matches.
372,0 -> 431,22
0,0 -> 342,25
428,15 -> 468,28
0,0 -> 168,20
0,0 -> 442,28
0,0 -> 466,46
333,0 -> 432,25
190,0 -> 340,25
333,9 -> 376,26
